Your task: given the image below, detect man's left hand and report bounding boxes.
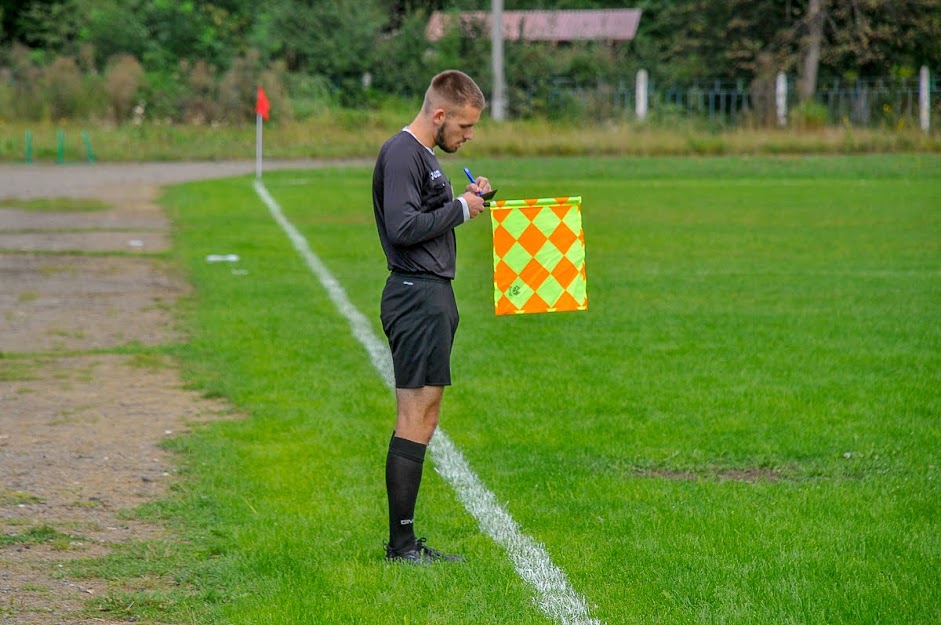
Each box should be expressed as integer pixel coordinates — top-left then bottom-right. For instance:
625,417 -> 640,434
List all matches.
466,176 -> 491,196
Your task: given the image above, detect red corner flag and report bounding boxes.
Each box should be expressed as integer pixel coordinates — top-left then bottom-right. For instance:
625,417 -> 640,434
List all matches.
256,87 -> 270,121
255,87 -> 270,179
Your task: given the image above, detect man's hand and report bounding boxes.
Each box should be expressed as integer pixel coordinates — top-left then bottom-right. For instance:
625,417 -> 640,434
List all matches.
467,176 -> 491,195
460,191 -> 487,219
462,175 -> 491,219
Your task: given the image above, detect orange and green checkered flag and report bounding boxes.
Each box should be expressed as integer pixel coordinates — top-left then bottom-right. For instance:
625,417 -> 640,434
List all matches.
489,196 -> 587,315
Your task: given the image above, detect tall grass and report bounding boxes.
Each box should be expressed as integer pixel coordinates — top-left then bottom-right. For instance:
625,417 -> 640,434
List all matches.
1,116 -> 939,163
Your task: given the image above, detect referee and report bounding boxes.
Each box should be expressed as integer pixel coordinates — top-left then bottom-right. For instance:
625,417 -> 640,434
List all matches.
372,70 -> 490,564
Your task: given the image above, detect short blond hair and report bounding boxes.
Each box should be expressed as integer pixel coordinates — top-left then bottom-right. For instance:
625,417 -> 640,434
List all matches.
422,70 -> 486,113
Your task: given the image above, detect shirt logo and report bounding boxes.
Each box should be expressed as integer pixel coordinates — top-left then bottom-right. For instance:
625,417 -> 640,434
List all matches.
430,169 -> 442,181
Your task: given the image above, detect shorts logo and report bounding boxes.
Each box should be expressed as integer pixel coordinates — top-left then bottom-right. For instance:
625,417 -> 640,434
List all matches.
403,281 -> 414,286
400,518 -> 414,525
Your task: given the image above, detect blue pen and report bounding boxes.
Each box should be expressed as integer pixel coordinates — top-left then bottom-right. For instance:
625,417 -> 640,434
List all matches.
463,167 -> 482,196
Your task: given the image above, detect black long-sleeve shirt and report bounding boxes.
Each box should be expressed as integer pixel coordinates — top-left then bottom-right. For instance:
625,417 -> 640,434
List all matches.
372,130 -> 465,279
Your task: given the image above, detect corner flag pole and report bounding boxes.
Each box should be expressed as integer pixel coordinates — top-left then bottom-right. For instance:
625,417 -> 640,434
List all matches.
255,87 -> 271,179
255,112 -> 263,179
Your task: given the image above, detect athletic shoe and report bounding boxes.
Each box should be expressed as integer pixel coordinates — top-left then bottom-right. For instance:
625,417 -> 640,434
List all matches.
385,537 -> 465,564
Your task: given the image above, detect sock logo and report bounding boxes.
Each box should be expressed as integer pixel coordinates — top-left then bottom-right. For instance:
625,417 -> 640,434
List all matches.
400,518 -> 414,525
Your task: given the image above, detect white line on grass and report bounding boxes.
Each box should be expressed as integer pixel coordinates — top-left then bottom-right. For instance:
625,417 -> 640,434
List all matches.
254,179 -> 602,625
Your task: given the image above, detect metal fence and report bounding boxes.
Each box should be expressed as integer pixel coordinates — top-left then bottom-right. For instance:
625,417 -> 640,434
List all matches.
816,77 -> 930,126
535,75 -> 939,128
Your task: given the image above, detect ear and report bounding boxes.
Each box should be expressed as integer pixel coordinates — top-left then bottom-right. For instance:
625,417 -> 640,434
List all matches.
431,108 -> 447,125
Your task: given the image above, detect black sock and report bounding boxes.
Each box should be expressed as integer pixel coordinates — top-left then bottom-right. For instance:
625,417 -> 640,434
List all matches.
386,435 -> 427,552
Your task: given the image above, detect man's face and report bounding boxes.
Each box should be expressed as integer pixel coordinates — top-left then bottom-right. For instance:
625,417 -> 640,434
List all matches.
433,104 -> 481,154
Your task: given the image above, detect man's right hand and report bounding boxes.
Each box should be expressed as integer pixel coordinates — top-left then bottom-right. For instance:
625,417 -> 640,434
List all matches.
461,191 -> 487,219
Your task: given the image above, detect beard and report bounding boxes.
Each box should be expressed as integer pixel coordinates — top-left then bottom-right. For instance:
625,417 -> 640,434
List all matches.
435,125 -> 459,153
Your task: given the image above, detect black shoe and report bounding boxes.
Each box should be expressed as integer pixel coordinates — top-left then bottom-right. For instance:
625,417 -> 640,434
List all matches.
385,538 -> 465,564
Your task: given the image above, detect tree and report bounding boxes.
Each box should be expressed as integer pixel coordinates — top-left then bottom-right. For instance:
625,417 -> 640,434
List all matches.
78,0 -> 254,70
0,0 -> 22,45
798,0 -> 825,101
3,0 -> 941,121
5,0 -> 81,54
823,0 -> 941,77
82,0 -> 149,66
634,0 -> 802,83
260,0 -> 386,97
370,9 -> 437,96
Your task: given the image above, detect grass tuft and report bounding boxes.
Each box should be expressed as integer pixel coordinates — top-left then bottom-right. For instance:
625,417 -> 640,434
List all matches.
0,490 -> 43,506
0,197 -> 110,212
0,524 -> 79,547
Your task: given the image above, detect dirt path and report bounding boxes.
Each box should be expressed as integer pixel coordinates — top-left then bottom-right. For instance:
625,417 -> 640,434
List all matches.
0,160 -> 346,624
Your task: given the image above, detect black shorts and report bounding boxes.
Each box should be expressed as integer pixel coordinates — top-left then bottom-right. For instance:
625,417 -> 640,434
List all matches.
380,271 -> 459,389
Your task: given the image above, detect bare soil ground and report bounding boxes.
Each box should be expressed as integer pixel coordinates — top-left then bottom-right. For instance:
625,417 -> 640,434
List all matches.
0,161 -> 331,624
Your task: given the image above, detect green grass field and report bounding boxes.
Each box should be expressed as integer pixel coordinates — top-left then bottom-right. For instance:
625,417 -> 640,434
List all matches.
80,155 -> 940,624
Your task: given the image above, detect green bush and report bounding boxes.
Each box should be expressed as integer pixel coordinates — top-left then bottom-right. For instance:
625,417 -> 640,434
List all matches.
83,0 -> 149,66
649,102 -> 688,126
43,55 -> 82,120
7,43 -> 43,121
219,50 -> 261,122
370,10 -> 435,99
284,73 -> 335,119
76,73 -> 107,121
105,54 -> 144,123
183,60 -> 219,124
545,89 -> 586,120
139,69 -> 185,123
259,61 -> 292,122
0,80 -> 10,121
790,100 -> 829,130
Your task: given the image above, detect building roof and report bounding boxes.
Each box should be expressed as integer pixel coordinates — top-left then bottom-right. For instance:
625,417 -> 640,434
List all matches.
425,9 -> 642,43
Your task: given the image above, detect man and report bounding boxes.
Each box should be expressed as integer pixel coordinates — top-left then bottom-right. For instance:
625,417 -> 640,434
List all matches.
372,70 -> 490,564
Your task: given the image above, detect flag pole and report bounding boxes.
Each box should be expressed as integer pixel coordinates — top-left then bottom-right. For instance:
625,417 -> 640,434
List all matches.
254,86 -> 270,179
255,112 -> 263,179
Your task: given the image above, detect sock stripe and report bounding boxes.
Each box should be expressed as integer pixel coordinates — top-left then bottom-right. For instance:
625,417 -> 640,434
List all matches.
389,436 -> 427,463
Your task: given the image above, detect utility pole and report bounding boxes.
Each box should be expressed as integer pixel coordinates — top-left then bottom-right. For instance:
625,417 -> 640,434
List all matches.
491,0 -> 506,121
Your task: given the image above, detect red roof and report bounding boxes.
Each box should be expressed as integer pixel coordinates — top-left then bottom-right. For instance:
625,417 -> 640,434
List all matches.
425,9 -> 642,42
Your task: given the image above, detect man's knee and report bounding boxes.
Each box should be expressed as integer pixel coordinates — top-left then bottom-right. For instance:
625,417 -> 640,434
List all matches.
395,386 -> 444,441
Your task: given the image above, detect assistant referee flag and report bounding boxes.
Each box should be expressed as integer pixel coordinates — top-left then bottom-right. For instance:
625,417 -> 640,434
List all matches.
490,196 -> 587,315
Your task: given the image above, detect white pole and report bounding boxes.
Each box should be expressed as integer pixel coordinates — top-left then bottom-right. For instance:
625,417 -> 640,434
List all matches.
776,72 -> 788,127
635,69 -> 648,122
491,0 -> 506,121
920,66 -> 930,134
255,113 -> 263,179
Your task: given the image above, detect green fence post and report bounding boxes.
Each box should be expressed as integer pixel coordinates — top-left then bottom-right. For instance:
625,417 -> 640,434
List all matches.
81,130 -> 96,163
25,130 -> 33,164
56,129 -> 65,164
